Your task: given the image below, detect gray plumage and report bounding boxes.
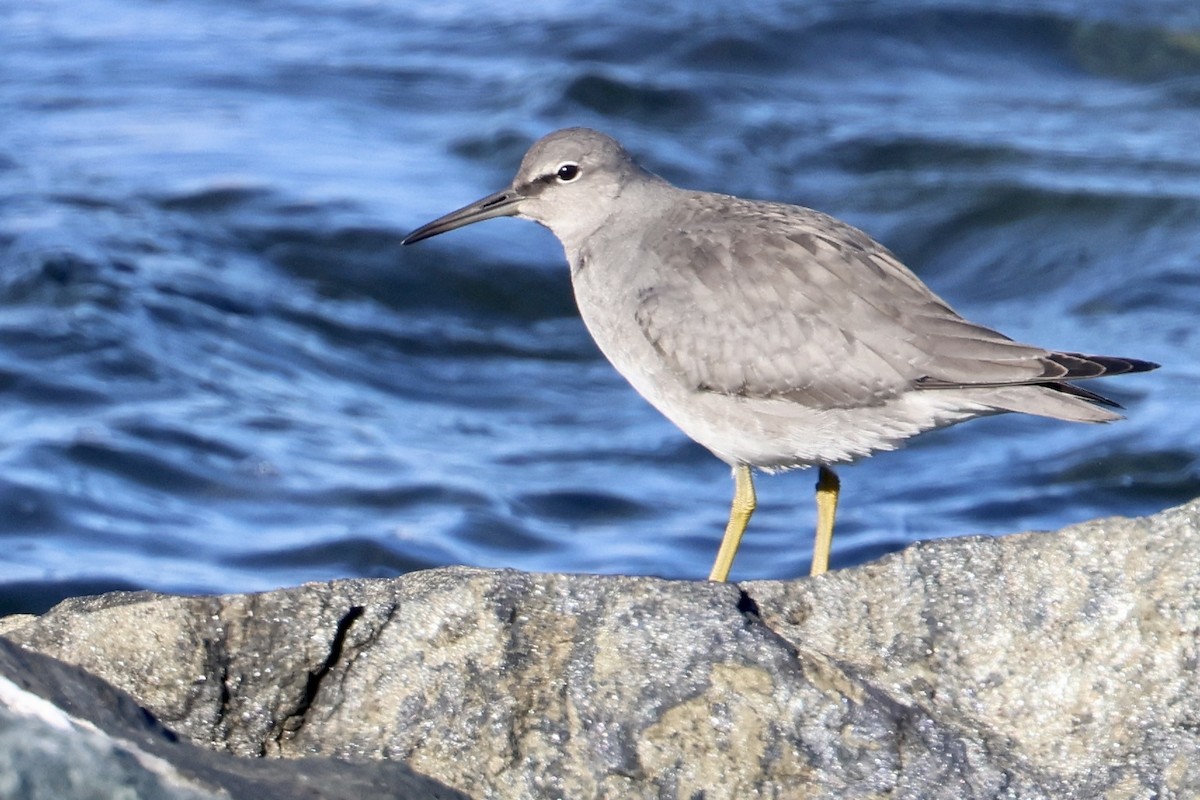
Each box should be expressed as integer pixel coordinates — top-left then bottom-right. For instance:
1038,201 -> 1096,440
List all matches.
403,127 -> 1157,575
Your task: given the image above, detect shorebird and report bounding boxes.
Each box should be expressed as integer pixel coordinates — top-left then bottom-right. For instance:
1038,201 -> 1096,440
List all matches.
403,127 -> 1157,581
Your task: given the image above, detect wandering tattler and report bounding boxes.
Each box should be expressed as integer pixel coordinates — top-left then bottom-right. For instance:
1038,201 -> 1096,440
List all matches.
402,127 -> 1158,582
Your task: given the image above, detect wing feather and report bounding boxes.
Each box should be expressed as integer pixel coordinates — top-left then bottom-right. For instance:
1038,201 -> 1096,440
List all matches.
633,193 -> 1093,409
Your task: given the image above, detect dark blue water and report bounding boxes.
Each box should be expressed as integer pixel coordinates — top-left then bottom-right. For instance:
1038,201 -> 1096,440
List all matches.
2,0 -> 1199,614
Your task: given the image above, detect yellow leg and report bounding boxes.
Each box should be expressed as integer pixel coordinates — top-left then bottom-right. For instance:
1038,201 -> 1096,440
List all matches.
708,464 -> 756,582
810,466 -> 839,576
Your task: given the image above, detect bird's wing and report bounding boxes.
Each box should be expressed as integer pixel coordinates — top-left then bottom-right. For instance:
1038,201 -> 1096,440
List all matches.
633,194 -> 1072,409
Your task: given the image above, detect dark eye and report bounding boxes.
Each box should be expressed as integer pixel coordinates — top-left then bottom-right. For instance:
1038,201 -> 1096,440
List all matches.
556,163 -> 580,182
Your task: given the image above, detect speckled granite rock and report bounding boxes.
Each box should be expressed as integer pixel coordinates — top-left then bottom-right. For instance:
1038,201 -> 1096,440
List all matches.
0,636 -> 467,800
3,498 -> 1198,799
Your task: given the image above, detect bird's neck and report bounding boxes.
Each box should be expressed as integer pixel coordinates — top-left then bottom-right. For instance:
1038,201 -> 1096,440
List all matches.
553,176 -> 675,257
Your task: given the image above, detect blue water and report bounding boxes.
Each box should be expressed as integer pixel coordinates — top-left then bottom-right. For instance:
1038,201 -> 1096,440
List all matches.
2,0 -> 1198,614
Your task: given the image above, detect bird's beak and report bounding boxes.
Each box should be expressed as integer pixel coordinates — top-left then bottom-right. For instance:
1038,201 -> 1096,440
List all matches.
401,187 -> 525,245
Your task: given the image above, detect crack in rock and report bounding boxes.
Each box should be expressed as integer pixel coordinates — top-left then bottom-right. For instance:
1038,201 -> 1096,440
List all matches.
276,604 -> 365,742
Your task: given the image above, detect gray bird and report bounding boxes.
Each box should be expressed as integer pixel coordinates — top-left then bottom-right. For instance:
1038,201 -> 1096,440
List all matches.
402,127 -> 1157,581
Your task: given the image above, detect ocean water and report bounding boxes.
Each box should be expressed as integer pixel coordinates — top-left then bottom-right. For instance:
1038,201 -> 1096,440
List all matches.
2,0 -> 1198,614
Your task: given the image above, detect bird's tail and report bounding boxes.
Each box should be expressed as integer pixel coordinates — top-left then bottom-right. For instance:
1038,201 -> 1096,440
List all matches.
970,352 -> 1158,423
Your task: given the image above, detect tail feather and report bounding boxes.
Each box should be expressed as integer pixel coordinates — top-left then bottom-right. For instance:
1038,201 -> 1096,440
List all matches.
972,385 -> 1124,423
919,351 -> 1158,423
1044,379 -> 1122,409
1045,352 -> 1159,381
917,352 -> 1159,391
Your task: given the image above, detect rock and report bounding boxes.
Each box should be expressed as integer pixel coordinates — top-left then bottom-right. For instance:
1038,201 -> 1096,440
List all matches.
0,626 -> 470,799
0,657 -> 224,800
2,498 -> 1199,799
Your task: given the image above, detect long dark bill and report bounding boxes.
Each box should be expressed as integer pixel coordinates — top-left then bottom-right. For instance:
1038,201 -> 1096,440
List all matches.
401,188 -> 524,245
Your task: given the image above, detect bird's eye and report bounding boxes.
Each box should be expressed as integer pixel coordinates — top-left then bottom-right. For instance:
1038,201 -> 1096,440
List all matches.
556,163 -> 580,182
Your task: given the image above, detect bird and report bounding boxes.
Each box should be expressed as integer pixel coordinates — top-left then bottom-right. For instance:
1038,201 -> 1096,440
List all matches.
402,127 -> 1158,582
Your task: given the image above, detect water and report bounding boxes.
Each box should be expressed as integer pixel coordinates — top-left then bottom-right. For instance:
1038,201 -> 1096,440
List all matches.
2,0 -> 1198,615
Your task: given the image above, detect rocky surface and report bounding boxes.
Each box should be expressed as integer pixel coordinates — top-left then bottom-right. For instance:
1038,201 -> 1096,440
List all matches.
3,498 -> 1199,799
0,636 -> 467,799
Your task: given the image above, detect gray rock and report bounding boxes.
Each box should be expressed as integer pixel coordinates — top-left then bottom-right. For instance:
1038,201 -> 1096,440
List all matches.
3,498 -> 1199,799
0,632 -> 469,799
0,666 -> 225,800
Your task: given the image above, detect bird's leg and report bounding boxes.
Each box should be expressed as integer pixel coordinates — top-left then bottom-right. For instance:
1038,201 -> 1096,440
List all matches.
708,464 -> 756,582
810,465 -> 840,576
